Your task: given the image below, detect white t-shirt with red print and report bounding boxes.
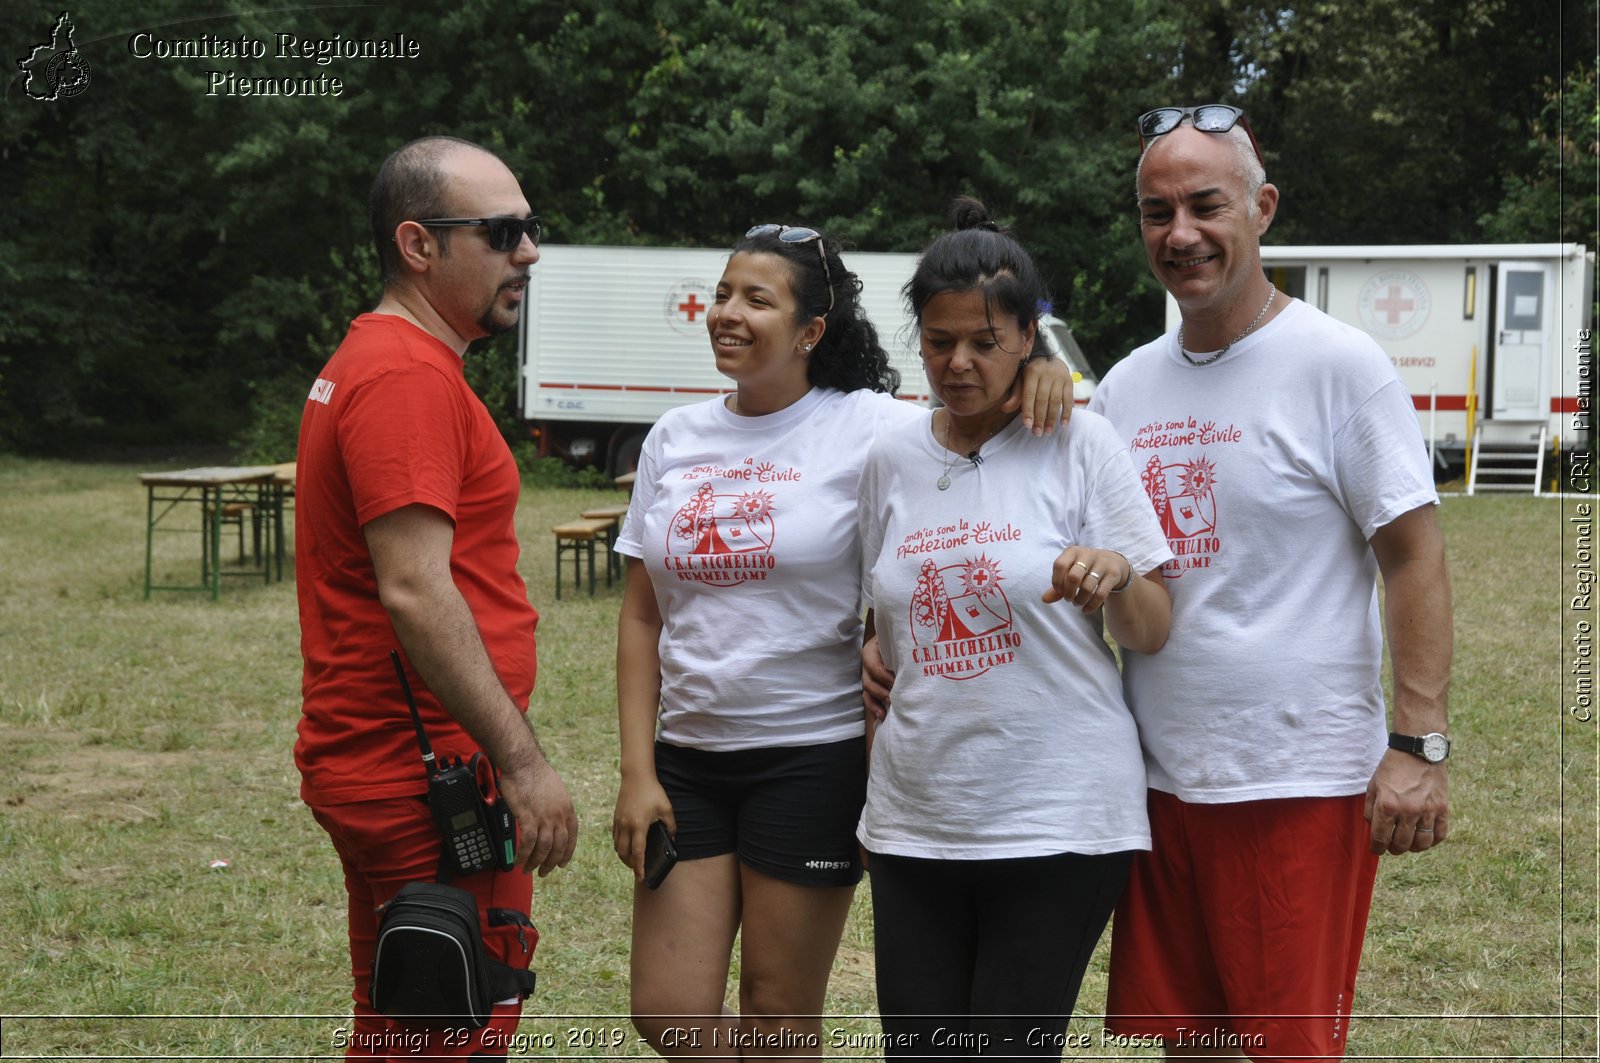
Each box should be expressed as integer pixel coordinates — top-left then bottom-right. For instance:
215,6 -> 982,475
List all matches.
1089,297 -> 1438,803
855,410 -> 1172,860
616,387 -> 924,751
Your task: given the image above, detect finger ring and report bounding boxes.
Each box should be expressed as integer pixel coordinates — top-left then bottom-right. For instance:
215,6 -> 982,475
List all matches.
1071,561 -> 1089,571
1087,571 -> 1102,581
1416,827 -> 1435,833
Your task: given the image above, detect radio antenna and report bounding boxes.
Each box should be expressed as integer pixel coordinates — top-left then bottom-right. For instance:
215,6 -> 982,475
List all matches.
389,650 -> 435,769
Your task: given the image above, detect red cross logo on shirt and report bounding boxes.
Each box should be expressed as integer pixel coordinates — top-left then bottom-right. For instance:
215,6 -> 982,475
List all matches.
679,294 -> 706,322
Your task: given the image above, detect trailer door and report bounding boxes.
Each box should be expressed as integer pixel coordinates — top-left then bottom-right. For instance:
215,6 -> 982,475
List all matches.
1492,261 -> 1552,420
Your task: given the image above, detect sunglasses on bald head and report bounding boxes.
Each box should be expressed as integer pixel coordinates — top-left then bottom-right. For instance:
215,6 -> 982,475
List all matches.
745,223 -> 835,314
417,215 -> 542,252
1137,104 -> 1263,165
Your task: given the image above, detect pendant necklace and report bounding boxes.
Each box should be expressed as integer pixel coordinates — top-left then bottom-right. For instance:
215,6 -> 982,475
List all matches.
936,411 -> 1006,490
936,411 -> 965,490
937,426 -> 959,490
1179,287 -> 1277,367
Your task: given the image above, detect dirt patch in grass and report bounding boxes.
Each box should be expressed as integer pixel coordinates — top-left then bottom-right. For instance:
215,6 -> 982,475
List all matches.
4,727 -> 181,823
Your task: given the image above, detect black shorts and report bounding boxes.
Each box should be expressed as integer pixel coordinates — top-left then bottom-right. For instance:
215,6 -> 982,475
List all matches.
653,737 -> 867,887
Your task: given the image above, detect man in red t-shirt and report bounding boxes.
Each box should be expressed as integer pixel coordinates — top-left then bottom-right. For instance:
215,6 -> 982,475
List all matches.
295,136 -> 578,1059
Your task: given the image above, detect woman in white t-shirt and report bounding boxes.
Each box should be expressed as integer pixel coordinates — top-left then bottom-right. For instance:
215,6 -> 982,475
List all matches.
610,223 -> 1075,1057
857,199 -> 1173,1057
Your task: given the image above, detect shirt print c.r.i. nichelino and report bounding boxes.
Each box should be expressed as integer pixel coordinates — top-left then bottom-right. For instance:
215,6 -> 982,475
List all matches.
662,462 -> 800,586
854,410 -> 1171,859
1126,415 -> 1243,579
616,388 -> 927,751
902,531 -> 1023,682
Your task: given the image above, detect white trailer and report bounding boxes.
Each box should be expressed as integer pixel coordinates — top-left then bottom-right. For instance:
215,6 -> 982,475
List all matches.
518,244 -> 1097,475
1166,243 -> 1594,485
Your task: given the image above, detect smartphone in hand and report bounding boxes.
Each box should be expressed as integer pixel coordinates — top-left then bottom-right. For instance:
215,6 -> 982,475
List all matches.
643,820 -> 678,889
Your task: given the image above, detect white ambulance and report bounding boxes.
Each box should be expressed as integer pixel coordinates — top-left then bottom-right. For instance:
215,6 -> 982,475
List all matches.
518,244 -> 1098,475
1166,243 -> 1594,487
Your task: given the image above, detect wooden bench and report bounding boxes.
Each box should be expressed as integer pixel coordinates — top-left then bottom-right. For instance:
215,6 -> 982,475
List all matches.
552,517 -> 617,599
580,505 -> 630,584
206,501 -> 259,565
266,461 -> 297,581
138,465 -> 275,599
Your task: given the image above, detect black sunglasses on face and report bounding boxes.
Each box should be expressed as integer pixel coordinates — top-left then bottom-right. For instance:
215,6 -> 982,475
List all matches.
1137,104 -> 1263,165
745,223 -> 835,314
418,215 -> 542,252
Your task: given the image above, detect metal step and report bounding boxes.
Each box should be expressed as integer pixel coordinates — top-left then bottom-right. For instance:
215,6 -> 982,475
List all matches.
1467,425 -> 1547,495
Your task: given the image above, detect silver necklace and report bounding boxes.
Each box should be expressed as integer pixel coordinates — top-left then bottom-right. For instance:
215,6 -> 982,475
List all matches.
937,417 -> 960,490
936,411 -> 1007,490
1179,287 -> 1277,366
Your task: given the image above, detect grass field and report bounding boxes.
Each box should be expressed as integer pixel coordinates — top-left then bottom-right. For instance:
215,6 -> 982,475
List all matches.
0,455 -> 1594,1061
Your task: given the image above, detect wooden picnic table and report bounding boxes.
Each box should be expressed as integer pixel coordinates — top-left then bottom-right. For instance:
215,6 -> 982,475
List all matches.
267,462 -> 296,582
139,465 -> 279,599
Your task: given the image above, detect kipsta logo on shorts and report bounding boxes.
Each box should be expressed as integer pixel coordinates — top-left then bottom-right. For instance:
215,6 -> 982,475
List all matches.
18,12 -> 91,102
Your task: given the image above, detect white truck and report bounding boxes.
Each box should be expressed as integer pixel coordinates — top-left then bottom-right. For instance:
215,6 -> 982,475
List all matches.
1165,243 -> 1594,485
518,243 -> 1098,475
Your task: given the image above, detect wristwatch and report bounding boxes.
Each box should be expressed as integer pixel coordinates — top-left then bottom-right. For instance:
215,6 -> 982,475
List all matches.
1388,731 -> 1451,764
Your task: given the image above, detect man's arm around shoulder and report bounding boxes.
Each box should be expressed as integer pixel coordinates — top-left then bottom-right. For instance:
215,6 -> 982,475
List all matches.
1364,503 -> 1452,857
366,503 -> 578,876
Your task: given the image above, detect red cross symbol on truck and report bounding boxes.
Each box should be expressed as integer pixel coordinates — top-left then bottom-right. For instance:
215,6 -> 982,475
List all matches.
679,293 -> 706,322
1374,285 -> 1415,325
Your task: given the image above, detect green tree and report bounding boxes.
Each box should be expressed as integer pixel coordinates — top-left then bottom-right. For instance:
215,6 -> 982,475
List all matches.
1216,0 -> 1594,245
1,0 -> 645,456
1479,63 -> 1598,246
602,0 -> 1184,371
1,0 -> 1589,453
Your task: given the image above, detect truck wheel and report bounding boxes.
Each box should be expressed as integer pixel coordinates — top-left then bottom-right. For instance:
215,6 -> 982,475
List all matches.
611,432 -> 647,478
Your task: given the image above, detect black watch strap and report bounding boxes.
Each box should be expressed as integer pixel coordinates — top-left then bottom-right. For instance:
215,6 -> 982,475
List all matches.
1388,731 -> 1450,763
1389,732 -> 1421,755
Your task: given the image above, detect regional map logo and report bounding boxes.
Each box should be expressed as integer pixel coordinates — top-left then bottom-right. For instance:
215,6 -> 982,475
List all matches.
18,12 -> 91,102
907,554 -> 1020,681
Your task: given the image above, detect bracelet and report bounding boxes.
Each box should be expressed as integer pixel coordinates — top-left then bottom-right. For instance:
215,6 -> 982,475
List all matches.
1110,553 -> 1133,593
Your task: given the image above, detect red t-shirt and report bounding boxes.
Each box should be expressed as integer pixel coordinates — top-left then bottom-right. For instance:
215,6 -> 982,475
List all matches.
294,314 -> 538,805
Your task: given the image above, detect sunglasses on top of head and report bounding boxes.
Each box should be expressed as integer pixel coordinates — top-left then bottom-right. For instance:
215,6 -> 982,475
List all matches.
745,223 -> 835,314
1136,104 -> 1263,165
417,215 -> 543,252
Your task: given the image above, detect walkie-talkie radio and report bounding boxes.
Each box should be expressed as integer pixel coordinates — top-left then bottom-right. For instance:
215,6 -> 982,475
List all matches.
390,651 -> 517,877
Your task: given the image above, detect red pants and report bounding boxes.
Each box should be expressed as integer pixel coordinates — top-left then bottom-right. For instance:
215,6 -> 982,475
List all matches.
1107,791 -> 1379,1062
311,795 -> 537,1060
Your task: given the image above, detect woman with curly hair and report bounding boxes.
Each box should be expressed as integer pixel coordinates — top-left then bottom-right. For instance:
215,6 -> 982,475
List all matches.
611,221 -> 1074,1057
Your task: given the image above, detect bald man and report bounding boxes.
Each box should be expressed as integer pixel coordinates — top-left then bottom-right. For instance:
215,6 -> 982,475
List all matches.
296,137 -> 576,1059
1089,106 -> 1453,1062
